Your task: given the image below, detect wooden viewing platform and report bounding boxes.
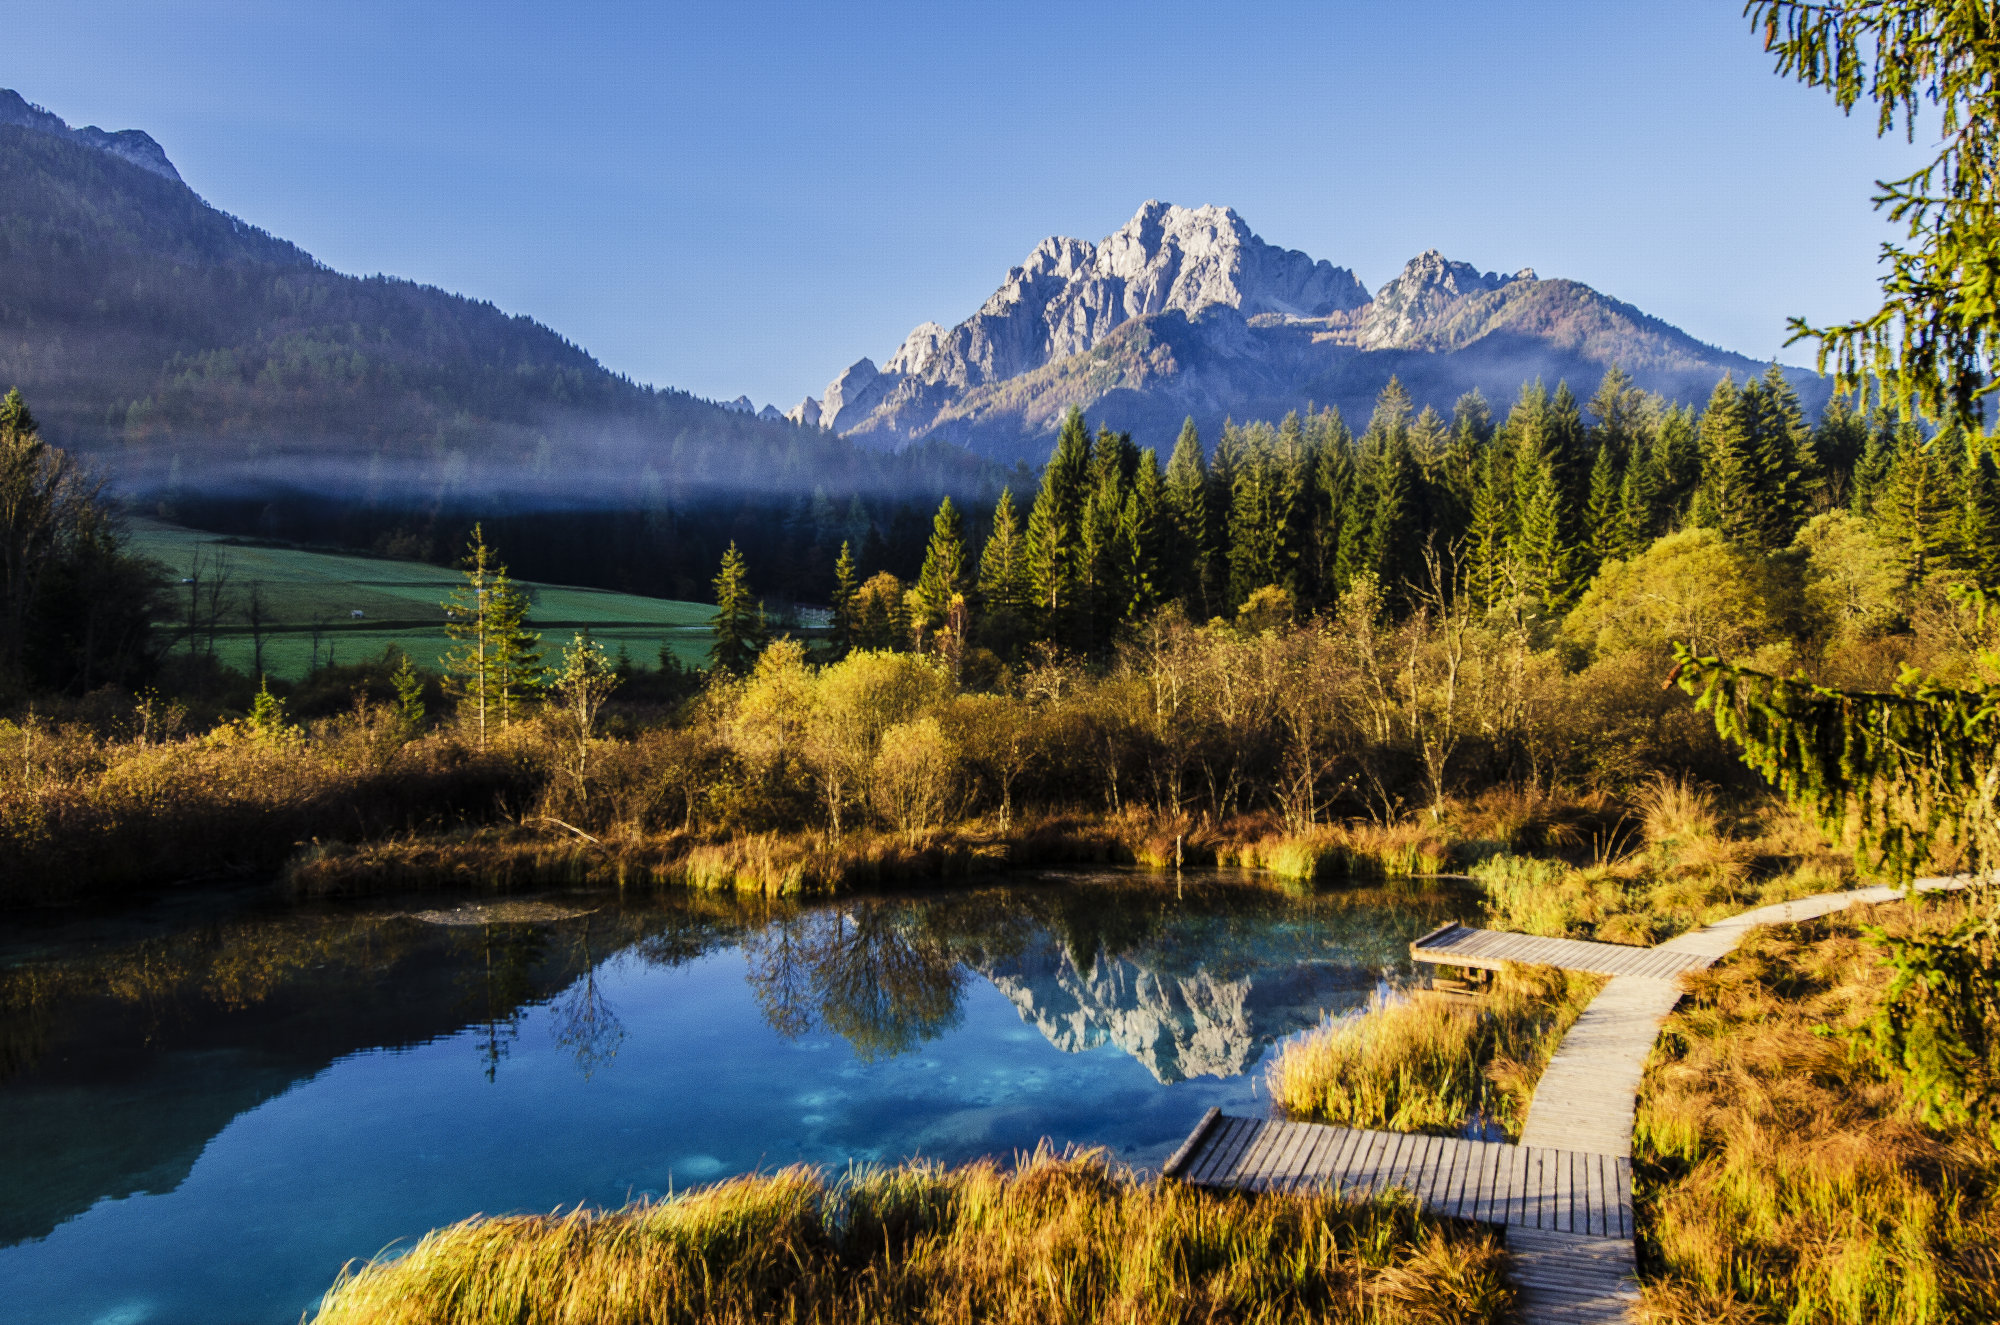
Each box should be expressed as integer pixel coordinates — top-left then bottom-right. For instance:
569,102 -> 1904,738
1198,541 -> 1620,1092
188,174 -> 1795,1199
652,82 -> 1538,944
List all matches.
1409,921 -> 1714,981
1164,1110 -> 1633,1238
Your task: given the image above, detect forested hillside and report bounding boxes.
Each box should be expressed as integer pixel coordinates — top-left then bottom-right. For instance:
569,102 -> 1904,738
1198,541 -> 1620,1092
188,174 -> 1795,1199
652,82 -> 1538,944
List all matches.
0,113 -> 969,502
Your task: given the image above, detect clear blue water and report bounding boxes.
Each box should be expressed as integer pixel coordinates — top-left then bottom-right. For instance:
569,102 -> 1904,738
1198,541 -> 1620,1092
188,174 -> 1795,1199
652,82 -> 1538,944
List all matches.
0,871 -> 1457,1325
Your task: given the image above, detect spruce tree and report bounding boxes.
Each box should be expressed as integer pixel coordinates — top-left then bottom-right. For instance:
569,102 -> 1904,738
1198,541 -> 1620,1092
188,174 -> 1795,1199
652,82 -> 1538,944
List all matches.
1025,408 -> 1093,638
913,496 -> 966,631
977,489 -> 1031,623
1850,412 -> 1900,516
1611,460 -> 1651,563
1510,428 -> 1575,617
708,541 -> 763,674
1873,429 -> 1957,585
488,567 -> 542,729
1163,418 -> 1215,617
1311,410 -> 1358,601
441,524 -> 502,750
1583,441 -> 1623,575
1653,403 -> 1702,522
830,541 -> 859,658
1962,447 -> 2000,587
1118,452 -> 1168,621
1466,444 -> 1516,612
1691,376 -> 1760,546
1812,394 -> 1871,505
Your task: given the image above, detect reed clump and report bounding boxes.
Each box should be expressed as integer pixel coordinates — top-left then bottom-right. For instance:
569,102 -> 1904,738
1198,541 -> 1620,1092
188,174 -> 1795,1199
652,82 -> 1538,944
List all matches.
308,1150 -> 1514,1325
1224,822 -> 1457,883
1268,963 -> 1603,1137
1635,898 -> 2000,1324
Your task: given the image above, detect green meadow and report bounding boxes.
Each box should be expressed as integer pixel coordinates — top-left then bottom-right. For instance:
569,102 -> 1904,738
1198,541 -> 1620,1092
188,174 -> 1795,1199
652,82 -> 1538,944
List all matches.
126,519 -> 715,680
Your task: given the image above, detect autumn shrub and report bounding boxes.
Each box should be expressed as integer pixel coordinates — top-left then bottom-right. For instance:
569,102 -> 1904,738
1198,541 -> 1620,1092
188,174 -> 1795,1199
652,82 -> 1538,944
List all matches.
308,1150 -> 1515,1325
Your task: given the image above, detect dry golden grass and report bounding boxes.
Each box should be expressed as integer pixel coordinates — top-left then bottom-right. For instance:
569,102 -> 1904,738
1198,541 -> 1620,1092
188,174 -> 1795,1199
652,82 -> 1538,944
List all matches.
1634,898 -> 2000,1324
1223,824 -> 1457,883
309,1150 -> 1514,1325
1268,964 -> 1603,1138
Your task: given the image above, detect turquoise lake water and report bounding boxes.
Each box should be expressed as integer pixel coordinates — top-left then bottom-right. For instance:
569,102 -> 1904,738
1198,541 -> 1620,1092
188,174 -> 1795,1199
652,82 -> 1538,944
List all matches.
0,872 -> 1458,1325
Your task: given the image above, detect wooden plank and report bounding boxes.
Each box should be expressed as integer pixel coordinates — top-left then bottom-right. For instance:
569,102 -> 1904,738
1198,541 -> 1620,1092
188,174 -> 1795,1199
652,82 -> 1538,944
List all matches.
1591,1153 -> 1610,1238
1184,1116 -> 1241,1185
1400,1134 -> 1435,1202
1180,1117 -> 1227,1184
1243,1121 -> 1289,1191
1378,1131 -> 1414,1195
1475,1141 -> 1503,1225
1193,1118 -> 1252,1186
1322,1125 -> 1365,1195
1413,1135 -> 1448,1206
1351,1128 -> 1391,1197
1273,1124 -> 1321,1195
1424,1137 -> 1457,1208
1227,1120 -> 1280,1189
1448,1144 -> 1480,1224
1608,1160 -> 1624,1248
1293,1124 -> 1340,1194
1161,1107 -> 1221,1179
1264,1123 -> 1312,1191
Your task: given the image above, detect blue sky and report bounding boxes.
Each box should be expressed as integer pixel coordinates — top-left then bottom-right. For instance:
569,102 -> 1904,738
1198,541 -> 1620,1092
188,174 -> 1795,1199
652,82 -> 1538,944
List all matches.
13,1 -> 1930,410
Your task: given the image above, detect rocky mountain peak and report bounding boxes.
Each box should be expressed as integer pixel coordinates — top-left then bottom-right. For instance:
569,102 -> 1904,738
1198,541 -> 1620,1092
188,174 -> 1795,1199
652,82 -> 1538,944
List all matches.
0,89 -> 181,183
815,202 -> 1369,434
1357,249 -> 1532,350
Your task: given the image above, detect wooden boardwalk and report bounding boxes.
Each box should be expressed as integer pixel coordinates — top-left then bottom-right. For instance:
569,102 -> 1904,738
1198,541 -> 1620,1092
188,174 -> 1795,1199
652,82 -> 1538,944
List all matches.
1162,877 -> 1975,1324
1165,1110 -> 1633,1237
1410,921 -> 1714,980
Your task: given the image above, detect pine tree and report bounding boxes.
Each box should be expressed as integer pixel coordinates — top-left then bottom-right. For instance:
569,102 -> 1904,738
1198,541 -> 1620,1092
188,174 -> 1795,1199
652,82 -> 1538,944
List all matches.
1873,430 -> 1957,585
1653,403 -> 1702,522
976,487 -> 1031,634
1546,380 -> 1590,508
441,524 -> 502,750
1851,412 -> 1900,516
1812,394 -> 1871,505
708,541 -> 763,674
1961,447 -> 2000,587
487,567 -> 542,728
1611,459 -> 1652,563
1466,443 -> 1516,612
1583,441 -> 1622,574
1691,376 -> 1760,546
1162,418 -> 1216,617
1207,422 -> 1244,609
829,541 -> 859,658
1751,362 -> 1823,547
913,496 -> 966,631
1025,407 -> 1093,638
1511,427 -> 1575,618
1311,410 -> 1358,601
1118,452 -> 1168,621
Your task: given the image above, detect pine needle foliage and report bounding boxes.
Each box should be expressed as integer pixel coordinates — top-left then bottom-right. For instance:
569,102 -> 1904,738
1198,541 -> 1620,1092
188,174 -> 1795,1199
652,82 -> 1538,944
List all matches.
1671,642 -> 2000,884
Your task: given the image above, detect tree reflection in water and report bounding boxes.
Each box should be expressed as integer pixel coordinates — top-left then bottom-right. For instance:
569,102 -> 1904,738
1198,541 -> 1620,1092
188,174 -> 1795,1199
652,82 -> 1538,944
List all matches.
744,903 -> 966,1060
549,932 -> 626,1077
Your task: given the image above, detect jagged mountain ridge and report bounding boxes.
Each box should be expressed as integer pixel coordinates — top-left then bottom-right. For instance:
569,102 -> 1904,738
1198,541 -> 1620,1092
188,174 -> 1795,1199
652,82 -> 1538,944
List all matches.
796,203 -> 1813,462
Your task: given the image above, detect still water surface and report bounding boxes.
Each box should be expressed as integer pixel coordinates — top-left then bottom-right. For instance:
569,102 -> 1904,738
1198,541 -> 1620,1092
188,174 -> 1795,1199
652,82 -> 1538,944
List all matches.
0,871 -> 1457,1325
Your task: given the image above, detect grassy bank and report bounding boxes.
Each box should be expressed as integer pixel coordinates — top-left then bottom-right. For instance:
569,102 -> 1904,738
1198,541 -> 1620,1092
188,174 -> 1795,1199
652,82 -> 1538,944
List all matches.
309,1151 -> 1513,1325
1634,897 -> 2000,1324
1267,964 -> 1604,1138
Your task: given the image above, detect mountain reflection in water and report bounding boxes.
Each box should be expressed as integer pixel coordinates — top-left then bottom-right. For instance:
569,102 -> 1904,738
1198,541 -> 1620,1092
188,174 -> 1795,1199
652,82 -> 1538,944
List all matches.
0,871 -> 1455,1325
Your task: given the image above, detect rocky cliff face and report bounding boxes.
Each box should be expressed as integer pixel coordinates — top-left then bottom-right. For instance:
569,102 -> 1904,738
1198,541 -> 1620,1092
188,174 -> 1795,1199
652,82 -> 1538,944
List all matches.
0,89 -> 180,182
799,202 -> 1794,463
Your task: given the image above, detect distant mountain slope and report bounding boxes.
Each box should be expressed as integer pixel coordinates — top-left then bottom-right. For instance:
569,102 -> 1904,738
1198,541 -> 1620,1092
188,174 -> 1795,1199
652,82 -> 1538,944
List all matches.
0,93 -> 965,501
798,204 -> 1820,462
